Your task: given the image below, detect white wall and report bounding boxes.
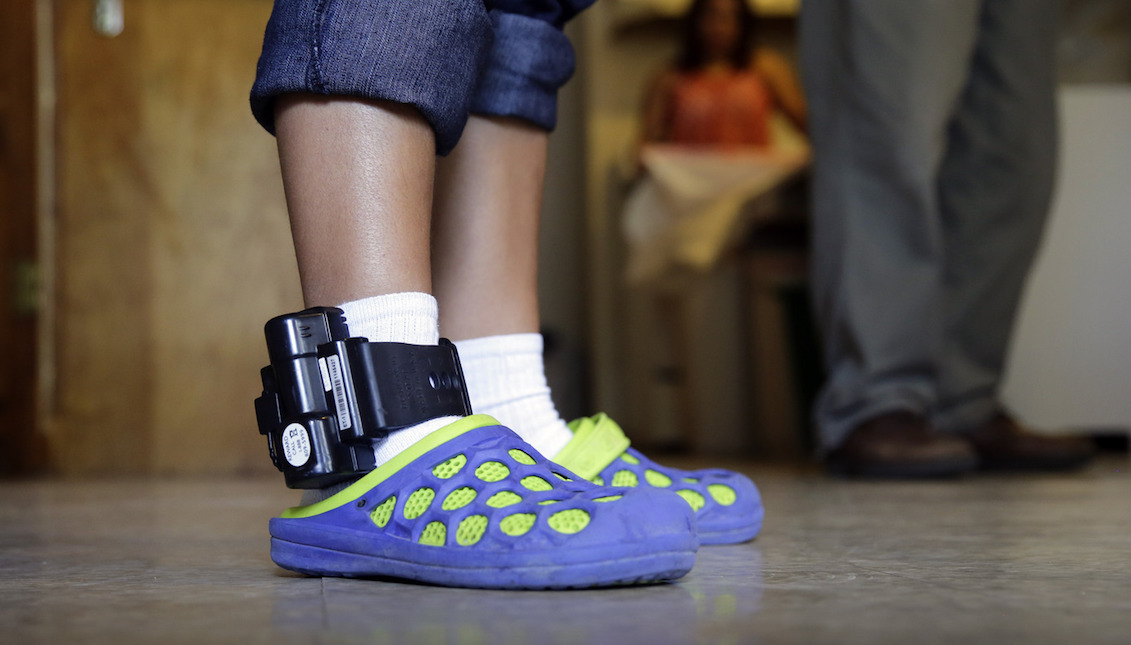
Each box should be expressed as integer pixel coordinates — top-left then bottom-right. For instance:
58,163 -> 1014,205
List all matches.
1002,86 -> 1131,433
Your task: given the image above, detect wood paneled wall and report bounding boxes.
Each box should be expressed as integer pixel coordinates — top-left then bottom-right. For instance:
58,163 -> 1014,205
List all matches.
50,0 -> 302,476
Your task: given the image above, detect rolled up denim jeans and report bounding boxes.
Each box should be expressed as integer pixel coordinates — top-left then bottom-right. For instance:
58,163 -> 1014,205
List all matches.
250,0 -> 594,155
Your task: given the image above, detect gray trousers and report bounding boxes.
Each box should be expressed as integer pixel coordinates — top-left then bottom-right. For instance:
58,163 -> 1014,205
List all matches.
799,0 -> 1059,451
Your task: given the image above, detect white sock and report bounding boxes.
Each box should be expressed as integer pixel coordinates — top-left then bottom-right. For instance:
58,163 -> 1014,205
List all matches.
455,333 -> 574,459
302,293 -> 460,505
338,291 -> 441,347
336,292 -> 460,467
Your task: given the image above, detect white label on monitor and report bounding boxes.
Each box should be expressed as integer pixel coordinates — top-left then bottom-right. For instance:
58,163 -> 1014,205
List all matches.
326,354 -> 352,430
318,357 -> 332,391
281,423 -> 311,467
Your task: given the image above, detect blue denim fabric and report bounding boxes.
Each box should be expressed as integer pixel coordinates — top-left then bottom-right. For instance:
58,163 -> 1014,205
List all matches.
488,0 -> 595,28
468,11 -> 574,133
251,0 -> 595,155
250,0 -> 491,155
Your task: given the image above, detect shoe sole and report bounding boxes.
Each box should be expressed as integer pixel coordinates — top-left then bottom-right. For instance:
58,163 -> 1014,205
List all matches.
270,536 -> 696,589
977,454 -> 1094,472
826,455 -> 978,479
697,502 -> 764,545
699,520 -> 762,545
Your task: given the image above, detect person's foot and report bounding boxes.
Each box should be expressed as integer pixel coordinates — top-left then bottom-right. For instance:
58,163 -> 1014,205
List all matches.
957,412 -> 1095,472
825,410 -> 978,478
554,414 -> 764,545
269,415 -> 698,589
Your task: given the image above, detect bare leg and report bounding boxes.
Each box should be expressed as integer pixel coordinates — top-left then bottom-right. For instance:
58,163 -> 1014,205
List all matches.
431,115 -> 547,339
431,115 -> 573,457
275,94 -> 455,477
276,94 -> 436,306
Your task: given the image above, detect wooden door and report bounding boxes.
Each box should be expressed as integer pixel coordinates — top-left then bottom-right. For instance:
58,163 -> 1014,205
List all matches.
0,0 -> 47,475
48,0 -> 302,475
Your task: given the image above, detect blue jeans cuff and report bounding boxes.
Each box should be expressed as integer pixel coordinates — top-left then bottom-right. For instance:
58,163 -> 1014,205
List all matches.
250,0 -> 493,155
468,11 -> 576,131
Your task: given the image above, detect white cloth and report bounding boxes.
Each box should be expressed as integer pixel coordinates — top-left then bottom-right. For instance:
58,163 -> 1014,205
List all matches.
622,145 -> 809,285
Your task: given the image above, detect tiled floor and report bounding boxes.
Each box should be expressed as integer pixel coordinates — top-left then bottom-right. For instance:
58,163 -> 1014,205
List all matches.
2,457 -> 1128,644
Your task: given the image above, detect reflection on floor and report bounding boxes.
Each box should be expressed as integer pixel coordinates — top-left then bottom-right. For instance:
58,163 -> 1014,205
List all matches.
1,457 -> 1128,644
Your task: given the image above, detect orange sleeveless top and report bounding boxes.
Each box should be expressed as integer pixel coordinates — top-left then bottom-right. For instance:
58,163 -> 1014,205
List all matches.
665,69 -> 773,147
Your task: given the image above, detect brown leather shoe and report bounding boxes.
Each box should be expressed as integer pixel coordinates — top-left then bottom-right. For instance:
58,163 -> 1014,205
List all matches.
826,410 -> 978,478
958,412 -> 1095,471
